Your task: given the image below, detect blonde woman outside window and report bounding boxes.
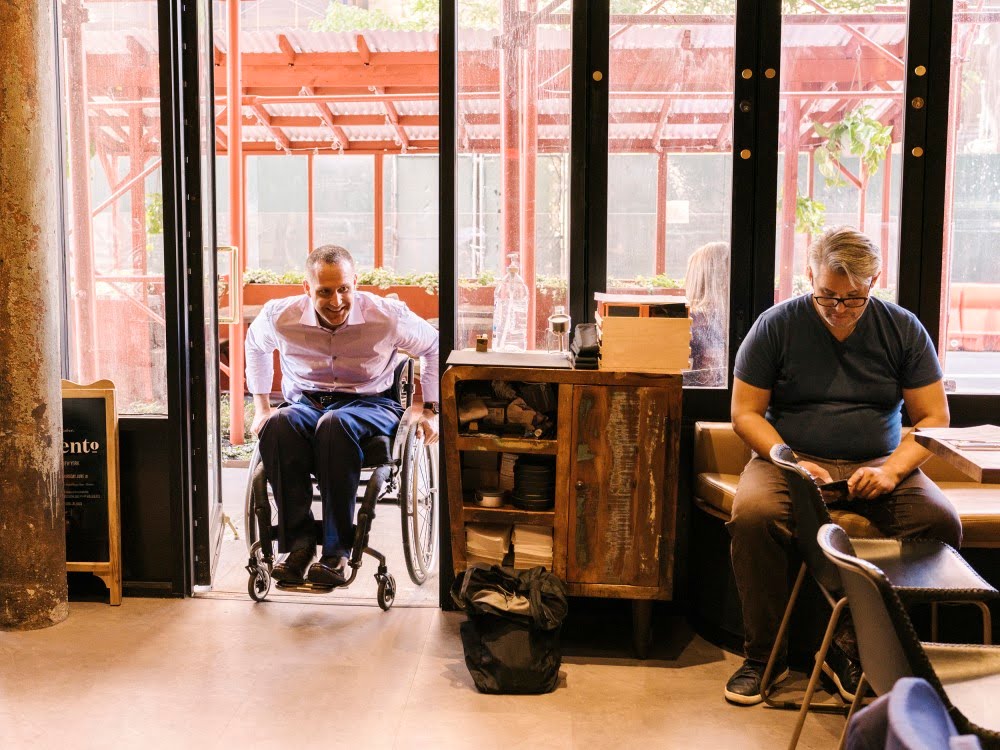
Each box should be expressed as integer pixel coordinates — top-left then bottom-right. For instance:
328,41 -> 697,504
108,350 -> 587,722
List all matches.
684,241 -> 730,387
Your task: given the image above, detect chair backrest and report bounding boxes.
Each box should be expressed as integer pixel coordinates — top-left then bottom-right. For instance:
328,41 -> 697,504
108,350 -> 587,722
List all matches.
817,524 -> 943,698
389,355 -> 415,409
769,444 -> 842,598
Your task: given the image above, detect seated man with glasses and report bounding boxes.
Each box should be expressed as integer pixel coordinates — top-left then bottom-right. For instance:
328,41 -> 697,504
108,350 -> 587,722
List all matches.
723,226 -> 960,706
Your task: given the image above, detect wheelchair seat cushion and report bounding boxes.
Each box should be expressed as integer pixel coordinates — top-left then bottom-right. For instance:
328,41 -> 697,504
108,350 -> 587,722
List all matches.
361,435 -> 392,467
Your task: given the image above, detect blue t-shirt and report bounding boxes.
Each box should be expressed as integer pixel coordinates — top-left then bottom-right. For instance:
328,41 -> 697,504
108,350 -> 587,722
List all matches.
734,295 -> 942,460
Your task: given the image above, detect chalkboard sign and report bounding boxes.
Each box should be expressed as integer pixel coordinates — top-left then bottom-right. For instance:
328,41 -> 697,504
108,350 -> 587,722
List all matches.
62,380 -> 122,605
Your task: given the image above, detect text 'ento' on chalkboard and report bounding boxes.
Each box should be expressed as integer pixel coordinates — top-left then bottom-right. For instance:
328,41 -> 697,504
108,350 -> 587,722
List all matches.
62,380 -> 122,606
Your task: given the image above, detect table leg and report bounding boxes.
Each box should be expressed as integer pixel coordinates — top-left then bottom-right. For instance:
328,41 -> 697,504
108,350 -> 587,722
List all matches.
632,599 -> 653,659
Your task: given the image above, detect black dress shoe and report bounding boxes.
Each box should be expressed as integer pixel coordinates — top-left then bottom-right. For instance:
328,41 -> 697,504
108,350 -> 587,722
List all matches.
307,555 -> 349,586
272,547 -> 315,583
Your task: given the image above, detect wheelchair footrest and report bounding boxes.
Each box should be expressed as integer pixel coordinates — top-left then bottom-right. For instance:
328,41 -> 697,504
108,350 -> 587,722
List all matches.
274,580 -> 347,594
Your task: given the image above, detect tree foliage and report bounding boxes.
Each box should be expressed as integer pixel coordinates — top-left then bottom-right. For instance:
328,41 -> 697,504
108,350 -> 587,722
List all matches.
794,195 -> 826,235
813,105 -> 893,187
312,0 -> 501,32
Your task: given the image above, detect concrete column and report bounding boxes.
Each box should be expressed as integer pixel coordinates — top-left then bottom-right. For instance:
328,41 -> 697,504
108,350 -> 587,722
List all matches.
0,0 -> 70,630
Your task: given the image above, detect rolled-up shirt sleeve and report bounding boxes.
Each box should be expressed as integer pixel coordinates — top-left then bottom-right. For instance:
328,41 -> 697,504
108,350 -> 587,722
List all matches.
245,306 -> 278,395
395,306 -> 439,402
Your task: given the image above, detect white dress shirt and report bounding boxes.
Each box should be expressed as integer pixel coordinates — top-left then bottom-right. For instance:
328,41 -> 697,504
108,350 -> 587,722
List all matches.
245,291 -> 439,404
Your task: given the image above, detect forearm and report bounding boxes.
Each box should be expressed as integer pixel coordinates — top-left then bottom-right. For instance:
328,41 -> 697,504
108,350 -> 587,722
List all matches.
732,412 -> 785,459
882,380 -> 950,484
253,393 -> 273,418
881,420 -> 947,483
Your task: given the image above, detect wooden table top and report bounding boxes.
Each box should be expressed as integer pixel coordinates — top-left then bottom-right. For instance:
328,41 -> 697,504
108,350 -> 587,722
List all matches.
914,433 -> 1000,484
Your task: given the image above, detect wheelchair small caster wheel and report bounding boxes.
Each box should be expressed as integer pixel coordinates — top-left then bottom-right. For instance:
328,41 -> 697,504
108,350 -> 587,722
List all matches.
248,568 -> 271,602
377,574 -> 396,611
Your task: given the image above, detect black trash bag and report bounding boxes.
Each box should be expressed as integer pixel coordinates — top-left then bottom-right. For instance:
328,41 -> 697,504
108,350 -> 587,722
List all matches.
451,565 -> 568,694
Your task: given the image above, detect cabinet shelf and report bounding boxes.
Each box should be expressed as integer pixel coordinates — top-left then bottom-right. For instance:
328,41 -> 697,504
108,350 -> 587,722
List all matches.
456,434 -> 558,455
462,502 -> 555,526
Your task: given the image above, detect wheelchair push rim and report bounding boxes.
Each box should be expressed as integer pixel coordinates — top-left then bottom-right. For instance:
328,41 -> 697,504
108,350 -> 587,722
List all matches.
399,422 -> 439,585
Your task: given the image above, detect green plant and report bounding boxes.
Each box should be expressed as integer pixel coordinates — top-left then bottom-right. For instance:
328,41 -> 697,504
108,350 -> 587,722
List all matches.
146,193 -> 163,235
243,267 -> 440,293
222,441 -> 257,462
607,275 -> 683,290
813,105 -> 894,187
220,393 -> 256,445
459,269 -> 497,288
242,268 -> 282,284
536,275 -> 568,294
795,195 -> 826,235
356,268 -> 439,294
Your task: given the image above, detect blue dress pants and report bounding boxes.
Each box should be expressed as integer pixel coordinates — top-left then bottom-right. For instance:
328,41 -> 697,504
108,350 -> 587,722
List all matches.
258,393 -> 404,558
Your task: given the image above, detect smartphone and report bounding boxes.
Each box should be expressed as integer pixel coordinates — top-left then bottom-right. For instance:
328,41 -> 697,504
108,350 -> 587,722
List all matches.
819,479 -> 851,503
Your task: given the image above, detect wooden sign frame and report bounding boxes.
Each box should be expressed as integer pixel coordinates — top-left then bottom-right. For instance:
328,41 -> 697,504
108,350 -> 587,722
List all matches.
217,244 -> 240,324
62,379 -> 122,605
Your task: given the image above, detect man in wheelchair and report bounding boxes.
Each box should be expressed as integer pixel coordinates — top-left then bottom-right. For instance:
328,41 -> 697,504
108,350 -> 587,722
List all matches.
245,244 -> 439,587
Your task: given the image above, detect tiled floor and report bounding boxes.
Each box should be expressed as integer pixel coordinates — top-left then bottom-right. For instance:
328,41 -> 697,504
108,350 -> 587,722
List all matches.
1,597 -> 849,749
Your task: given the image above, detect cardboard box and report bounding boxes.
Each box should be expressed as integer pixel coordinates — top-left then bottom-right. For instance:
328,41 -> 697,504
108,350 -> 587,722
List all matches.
597,313 -> 692,373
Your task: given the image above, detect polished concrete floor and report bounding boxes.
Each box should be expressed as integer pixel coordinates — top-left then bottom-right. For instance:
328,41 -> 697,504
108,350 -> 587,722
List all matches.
1,596 -> 849,749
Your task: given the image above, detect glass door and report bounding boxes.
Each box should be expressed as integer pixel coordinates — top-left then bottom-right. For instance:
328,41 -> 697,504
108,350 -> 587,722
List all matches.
188,0 -> 224,585
604,2 -> 736,388
455,0 -> 573,350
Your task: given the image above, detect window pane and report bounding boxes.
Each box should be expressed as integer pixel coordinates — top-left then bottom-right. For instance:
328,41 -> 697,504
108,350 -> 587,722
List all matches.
941,8 -> 1000,395
246,155 -> 309,274
384,154 -> 439,274
776,6 -> 905,305
314,155 -> 375,268
61,0 -> 168,414
606,3 -> 735,387
455,0 -> 572,350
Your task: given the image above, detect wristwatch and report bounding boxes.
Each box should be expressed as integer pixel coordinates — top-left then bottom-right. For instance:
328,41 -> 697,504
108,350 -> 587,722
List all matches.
422,401 -> 440,414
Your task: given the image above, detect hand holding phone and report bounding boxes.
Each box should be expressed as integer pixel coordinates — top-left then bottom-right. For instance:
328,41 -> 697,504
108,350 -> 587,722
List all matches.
819,478 -> 851,504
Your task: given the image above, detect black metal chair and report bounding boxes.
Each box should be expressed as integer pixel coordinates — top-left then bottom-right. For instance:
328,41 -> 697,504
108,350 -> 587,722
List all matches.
243,356 -> 439,610
762,444 -> 998,750
819,523 -> 1000,750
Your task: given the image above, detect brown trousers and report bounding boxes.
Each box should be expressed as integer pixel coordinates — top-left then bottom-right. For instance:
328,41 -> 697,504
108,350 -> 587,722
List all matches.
727,453 -> 962,663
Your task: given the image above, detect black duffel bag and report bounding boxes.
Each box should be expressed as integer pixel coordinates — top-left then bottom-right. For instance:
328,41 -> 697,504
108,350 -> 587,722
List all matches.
451,565 -> 568,694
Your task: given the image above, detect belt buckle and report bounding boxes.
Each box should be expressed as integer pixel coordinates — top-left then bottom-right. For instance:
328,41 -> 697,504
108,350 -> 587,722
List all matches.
306,391 -> 334,408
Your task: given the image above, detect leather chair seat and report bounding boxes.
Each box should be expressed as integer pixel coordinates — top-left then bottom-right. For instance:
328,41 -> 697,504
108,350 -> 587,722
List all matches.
693,422 -> 1000,549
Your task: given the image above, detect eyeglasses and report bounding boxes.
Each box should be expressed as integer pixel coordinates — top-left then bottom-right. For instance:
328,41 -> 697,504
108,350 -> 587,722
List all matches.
813,280 -> 874,309
812,294 -> 870,309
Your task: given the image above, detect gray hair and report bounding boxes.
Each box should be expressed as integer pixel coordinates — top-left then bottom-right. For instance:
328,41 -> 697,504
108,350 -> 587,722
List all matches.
306,244 -> 355,279
807,226 -> 881,289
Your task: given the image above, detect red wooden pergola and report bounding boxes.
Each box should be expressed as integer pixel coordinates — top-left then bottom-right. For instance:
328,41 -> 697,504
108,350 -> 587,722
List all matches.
67,1 -> 992,439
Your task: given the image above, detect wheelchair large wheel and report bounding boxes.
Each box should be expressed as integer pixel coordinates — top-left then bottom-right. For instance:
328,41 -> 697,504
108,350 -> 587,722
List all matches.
244,444 -> 278,582
399,422 -> 439,585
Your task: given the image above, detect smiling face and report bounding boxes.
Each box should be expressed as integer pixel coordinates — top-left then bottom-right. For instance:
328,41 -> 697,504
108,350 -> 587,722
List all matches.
808,264 -> 876,333
304,259 -> 357,330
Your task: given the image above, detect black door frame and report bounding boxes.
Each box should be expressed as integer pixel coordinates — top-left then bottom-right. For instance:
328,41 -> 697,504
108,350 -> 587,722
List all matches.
160,0 -> 222,593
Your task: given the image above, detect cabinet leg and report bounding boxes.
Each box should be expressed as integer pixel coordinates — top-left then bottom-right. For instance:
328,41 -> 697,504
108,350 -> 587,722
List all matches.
632,599 -> 653,659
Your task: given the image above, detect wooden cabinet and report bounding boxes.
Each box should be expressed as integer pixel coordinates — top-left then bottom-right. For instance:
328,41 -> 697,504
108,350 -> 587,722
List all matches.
442,365 -> 681,650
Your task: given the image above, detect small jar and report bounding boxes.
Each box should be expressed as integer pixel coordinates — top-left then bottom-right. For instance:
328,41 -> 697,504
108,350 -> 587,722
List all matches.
546,305 -> 571,354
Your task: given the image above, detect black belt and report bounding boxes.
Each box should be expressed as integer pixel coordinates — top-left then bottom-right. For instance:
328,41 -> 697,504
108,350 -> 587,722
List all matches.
302,390 -> 345,408
302,389 -> 394,409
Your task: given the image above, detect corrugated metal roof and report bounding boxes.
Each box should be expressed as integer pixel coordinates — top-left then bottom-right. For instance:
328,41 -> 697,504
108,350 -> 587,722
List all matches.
92,12 -> 918,155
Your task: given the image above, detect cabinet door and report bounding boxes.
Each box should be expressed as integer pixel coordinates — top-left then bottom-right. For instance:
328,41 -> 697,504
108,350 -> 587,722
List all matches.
567,385 -> 672,588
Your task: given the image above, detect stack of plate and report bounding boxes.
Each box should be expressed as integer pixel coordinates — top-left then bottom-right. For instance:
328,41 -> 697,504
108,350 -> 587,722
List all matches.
511,456 -> 555,510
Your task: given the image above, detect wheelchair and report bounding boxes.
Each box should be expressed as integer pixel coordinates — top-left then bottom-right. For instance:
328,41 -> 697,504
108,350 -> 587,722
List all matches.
244,357 -> 439,610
